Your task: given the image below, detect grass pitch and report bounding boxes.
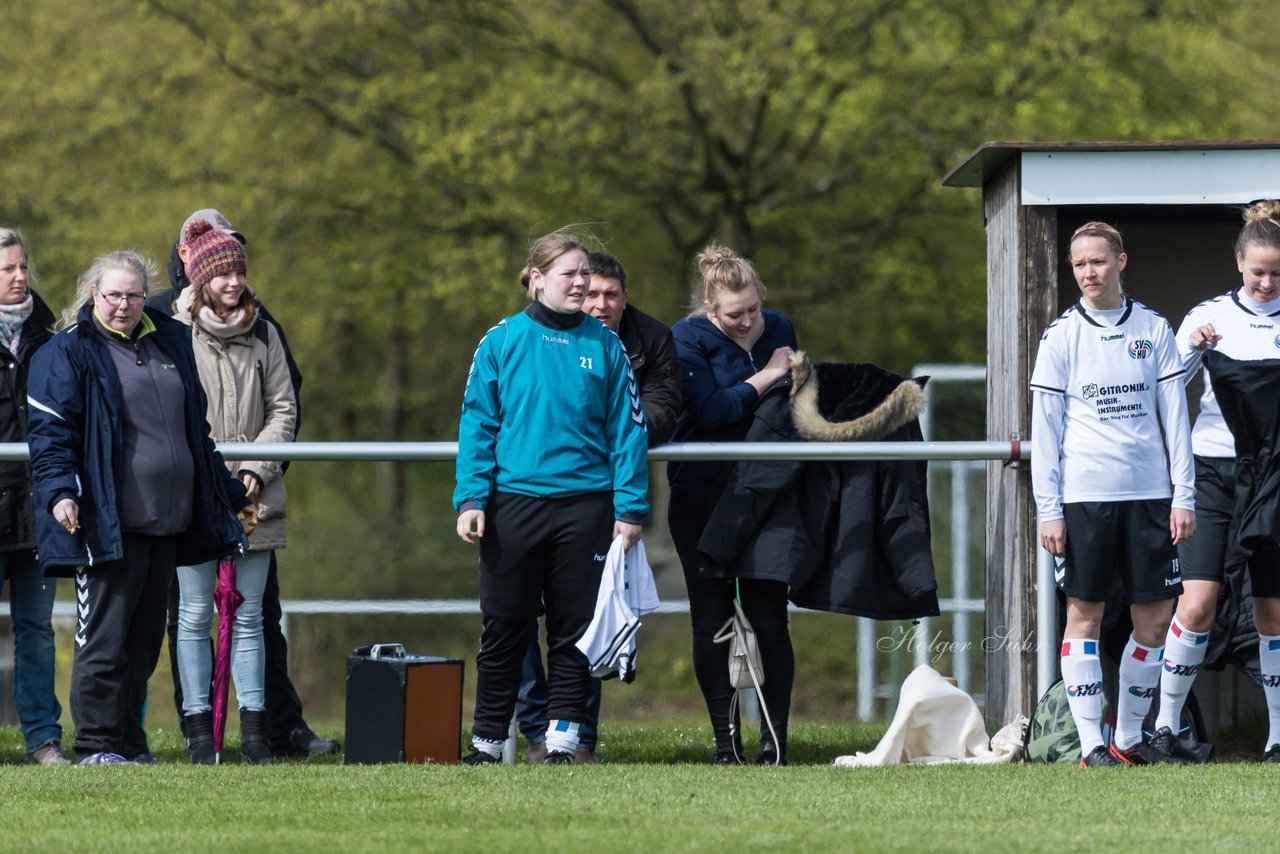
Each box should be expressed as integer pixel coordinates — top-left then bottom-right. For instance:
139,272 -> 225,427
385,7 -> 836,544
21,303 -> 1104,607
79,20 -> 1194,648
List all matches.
0,720 -> 1275,852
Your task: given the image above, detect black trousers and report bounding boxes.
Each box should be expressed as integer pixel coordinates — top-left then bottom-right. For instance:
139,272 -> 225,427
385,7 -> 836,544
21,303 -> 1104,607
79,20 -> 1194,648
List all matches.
166,551 -> 306,742
470,491 -> 612,742
669,490 -> 794,754
72,533 -> 175,758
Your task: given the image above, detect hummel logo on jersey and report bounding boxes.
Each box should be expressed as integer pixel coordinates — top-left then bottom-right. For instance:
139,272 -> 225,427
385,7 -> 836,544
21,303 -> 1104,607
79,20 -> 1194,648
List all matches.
1250,322 -> 1273,329
1101,333 -> 1124,342
594,553 -> 607,562
75,572 -> 90,648
541,333 -> 569,345
1082,383 -> 1099,400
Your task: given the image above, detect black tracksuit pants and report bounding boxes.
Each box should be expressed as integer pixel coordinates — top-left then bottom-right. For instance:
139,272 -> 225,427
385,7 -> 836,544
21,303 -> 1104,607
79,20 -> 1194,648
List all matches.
166,551 -> 306,742
470,491 -> 612,743
72,533 -> 175,759
669,489 -> 794,755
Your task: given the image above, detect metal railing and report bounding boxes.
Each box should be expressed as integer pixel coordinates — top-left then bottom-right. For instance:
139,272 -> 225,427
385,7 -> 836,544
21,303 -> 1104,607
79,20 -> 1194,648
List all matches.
0,440 -> 1024,463
0,436 -> 1033,718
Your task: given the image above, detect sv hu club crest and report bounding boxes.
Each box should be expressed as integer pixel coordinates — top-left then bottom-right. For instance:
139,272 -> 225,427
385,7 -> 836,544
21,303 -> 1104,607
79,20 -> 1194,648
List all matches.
1127,339 -> 1152,359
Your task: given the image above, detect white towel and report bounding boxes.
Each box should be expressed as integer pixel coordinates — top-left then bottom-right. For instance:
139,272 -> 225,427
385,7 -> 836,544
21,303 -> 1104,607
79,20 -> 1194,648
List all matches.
834,665 -> 1026,766
574,537 -> 658,681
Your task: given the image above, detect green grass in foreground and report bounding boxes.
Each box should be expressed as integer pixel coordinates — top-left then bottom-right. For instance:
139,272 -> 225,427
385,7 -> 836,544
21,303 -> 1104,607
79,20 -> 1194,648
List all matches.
0,720 -> 1276,853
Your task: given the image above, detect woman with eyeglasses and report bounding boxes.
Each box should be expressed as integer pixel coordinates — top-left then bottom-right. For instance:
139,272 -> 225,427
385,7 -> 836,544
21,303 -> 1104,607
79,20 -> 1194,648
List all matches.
26,249 -> 253,765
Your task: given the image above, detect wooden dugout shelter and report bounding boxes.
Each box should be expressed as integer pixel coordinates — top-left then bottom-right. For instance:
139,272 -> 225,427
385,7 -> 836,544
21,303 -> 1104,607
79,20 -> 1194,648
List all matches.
942,140 -> 1280,727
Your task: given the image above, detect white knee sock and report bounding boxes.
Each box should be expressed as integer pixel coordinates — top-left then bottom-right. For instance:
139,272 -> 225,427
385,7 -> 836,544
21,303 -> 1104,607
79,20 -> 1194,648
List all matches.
1156,617 -> 1207,732
1061,639 -> 1105,754
1260,634 -> 1280,749
1115,635 -> 1162,750
544,720 -> 581,755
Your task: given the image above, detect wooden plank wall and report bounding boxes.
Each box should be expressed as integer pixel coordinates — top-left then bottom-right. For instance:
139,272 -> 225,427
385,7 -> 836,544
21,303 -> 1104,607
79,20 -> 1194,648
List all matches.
983,158 -> 1058,724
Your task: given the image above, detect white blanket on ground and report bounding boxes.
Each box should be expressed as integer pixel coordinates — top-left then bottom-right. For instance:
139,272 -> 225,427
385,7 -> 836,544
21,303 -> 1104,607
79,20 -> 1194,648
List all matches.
834,665 -> 1026,766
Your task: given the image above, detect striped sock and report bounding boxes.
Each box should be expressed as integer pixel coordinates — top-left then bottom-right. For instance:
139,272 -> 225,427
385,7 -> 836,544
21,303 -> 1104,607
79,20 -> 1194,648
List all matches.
1156,617 -> 1208,732
1060,638 -> 1105,755
544,719 -> 581,755
470,736 -> 503,759
1115,635 -> 1162,750
1260,634 -> 1280,749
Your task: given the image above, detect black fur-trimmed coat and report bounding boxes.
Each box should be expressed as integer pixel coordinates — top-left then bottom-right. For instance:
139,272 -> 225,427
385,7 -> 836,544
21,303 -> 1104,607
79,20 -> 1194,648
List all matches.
696,352 -> 940,620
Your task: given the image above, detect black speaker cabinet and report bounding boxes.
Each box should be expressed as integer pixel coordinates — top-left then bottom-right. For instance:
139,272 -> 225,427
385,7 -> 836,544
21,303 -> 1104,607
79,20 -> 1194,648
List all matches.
344,645 -> 464,765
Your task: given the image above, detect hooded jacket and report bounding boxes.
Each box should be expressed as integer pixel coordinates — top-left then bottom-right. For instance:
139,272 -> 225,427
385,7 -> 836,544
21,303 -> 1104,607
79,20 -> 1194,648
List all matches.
696,352 -> 939,620
0,291 -> 54,551
26,305 -> 250,572
668,308 -> 799,496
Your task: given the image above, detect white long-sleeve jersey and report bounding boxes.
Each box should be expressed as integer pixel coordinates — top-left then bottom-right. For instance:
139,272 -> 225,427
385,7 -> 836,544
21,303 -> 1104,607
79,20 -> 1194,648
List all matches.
1030,296 -> 1194,521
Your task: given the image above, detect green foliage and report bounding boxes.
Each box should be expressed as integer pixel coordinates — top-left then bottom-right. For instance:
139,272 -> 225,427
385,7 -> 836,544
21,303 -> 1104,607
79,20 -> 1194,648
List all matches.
2,1 -> 1279,682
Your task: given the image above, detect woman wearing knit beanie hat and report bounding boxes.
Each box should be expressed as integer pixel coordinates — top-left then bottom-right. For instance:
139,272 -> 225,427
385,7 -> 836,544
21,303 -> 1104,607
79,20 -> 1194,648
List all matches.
185,222 -> 248,298
173,220 -> 297,765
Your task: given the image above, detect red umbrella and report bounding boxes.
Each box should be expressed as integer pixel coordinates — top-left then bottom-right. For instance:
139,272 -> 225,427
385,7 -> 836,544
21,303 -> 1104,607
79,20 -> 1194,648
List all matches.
211,557 -> 245,764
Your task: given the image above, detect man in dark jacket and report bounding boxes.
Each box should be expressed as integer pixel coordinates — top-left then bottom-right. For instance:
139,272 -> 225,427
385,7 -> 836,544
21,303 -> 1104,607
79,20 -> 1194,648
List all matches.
150,208 -> 337,758
580,252 -> 683,447
517,251 -> 682,764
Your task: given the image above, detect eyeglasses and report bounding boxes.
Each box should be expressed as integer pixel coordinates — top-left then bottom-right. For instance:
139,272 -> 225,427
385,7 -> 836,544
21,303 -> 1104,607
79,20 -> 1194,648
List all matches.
96,290 -> 146,306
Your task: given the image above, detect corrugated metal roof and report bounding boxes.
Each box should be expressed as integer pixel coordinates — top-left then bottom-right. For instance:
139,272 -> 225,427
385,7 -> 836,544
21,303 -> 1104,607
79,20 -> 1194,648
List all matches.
942,140 -> 1280,189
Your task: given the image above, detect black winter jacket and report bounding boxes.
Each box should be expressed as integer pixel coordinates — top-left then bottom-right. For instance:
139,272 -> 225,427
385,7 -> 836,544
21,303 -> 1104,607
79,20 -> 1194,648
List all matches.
1204,349 -> 1280,573
0,292 -> 54,551
617,304 -> 682,447
697,353 -> 939,620
26,306 -> 250,573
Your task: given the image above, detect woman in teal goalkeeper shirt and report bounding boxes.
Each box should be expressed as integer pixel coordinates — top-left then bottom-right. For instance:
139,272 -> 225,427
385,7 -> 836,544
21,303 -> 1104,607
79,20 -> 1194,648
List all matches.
454,230 -> 648,765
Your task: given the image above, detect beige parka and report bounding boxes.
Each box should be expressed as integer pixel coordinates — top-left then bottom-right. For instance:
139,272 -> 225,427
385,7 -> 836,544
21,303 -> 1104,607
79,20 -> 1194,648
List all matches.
179,302 -> 297,551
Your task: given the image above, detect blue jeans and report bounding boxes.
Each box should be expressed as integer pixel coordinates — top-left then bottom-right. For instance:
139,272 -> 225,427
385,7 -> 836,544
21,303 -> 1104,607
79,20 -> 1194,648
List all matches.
0,549 -> 62,751
176,551 -> 270,713
516,635 -> 601,748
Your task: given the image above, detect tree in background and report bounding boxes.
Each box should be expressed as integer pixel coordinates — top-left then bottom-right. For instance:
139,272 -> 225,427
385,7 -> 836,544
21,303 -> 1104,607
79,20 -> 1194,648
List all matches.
0,0 -> 1276,713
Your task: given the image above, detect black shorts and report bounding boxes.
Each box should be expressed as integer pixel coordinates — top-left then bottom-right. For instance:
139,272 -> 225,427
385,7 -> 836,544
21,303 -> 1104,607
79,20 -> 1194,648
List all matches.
1178,456 -> 1235,584
1058,500 -> 1182,603
477,490 -> 613,619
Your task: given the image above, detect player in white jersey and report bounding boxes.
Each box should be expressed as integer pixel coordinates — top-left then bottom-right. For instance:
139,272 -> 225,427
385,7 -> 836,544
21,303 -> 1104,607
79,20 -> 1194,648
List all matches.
1031,222 -> 1195,767
1156,200 -> 1280,764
